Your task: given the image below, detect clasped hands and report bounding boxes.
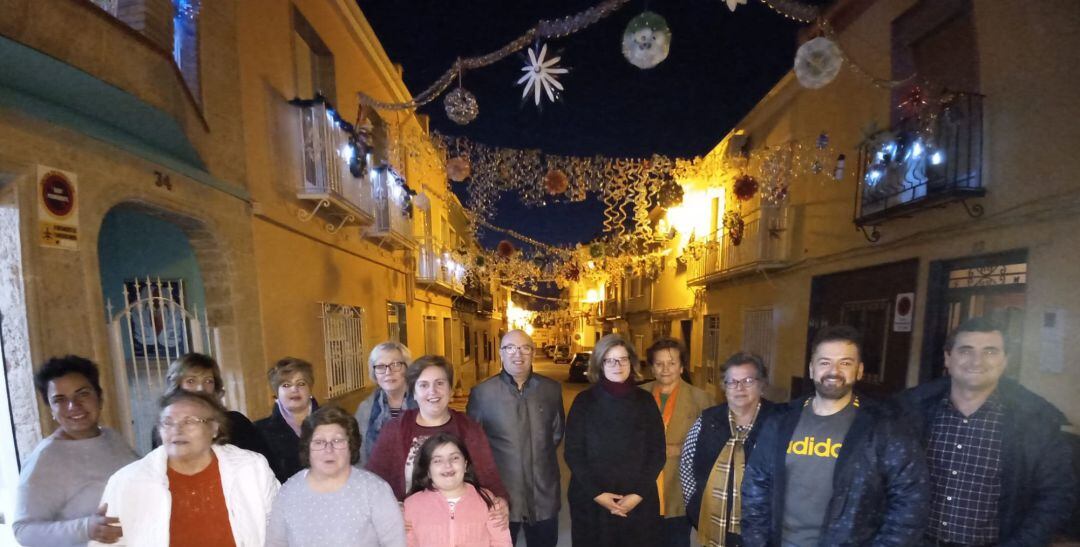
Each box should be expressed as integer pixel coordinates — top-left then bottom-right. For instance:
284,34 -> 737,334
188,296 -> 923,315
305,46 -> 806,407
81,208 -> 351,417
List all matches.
593,492 -> 643,517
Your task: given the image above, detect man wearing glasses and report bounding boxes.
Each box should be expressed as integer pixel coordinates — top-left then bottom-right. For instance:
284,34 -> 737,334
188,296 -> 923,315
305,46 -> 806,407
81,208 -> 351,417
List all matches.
467,329 -> 566,547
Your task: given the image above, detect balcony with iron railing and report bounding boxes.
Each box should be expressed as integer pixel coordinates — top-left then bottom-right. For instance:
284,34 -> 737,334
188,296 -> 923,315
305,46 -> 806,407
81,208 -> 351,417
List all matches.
296,101 -> 376,231
687,204 -> 792,286
367,167 -> 416,249
416,238 -> 465,294
855,92 -> 984,240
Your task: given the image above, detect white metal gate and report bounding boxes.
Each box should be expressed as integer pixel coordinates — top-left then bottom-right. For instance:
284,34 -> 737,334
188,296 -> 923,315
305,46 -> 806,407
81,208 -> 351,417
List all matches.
106,278 -> 220,455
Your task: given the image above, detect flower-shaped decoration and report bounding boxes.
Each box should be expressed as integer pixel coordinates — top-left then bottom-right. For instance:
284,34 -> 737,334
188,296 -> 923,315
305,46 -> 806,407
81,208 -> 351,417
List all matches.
517,43 -> 568,106
724,0 -> 748,12
733,174 -> 759,202
621,11 -> 672,69
497,240 -> 516,258
446,157 -> 471,182
723,210 -> 746,246
544,169 -> 569,195
444,87 -> 479,125
794,37 -> 843,89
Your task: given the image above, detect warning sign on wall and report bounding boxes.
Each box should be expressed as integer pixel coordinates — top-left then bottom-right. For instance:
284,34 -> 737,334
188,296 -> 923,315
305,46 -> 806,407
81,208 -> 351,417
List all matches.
893,292 -> 914,333
37,165 -> 79,250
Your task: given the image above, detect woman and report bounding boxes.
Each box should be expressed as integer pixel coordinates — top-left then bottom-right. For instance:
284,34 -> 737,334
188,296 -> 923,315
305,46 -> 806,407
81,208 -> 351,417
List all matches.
256,357 -> 319,482
93,390 -> 278,546
564,334 -> 666,547
366,355 -> 508,504
267,405 -> 406,546
153,353 -> 272,463
405,433 -> 512,547
355,341 -> 417,466
679,352 -> 774,547
641,337 -> 715,547
14,356 -> 138,546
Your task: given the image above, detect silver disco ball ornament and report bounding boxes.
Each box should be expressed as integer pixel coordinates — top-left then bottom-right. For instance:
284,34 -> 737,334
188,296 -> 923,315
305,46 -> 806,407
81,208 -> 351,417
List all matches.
444,87 -> 479,125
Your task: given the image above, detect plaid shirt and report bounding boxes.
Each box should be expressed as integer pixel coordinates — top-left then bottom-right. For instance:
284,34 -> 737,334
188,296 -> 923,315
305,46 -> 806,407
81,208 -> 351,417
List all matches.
926,393 -> 1004,544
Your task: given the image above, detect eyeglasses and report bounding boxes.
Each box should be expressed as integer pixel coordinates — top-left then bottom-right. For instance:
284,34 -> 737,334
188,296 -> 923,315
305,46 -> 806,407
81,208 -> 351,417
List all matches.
158,416 -> 213,431
723,377 -> 760,390
310,438 -> 349,451
373,362 -> 407,374
603,356 -> 631,368
500,345 -> 534,355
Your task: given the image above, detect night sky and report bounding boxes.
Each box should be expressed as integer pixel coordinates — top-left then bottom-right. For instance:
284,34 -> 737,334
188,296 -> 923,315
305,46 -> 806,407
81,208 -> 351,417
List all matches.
358,0 -> 815,248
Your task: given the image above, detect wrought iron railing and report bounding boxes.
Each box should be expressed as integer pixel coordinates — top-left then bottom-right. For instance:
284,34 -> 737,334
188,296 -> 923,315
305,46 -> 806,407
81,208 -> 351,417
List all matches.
369,168 -> 416,248
855,92 -> 984,232
687,205 -> 792,285
416,237 -> 464,293
296,101 -> 375,229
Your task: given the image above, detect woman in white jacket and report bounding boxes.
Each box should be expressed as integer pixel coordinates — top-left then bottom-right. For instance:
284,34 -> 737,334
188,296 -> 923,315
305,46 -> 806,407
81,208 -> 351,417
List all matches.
91,390 -> 279,546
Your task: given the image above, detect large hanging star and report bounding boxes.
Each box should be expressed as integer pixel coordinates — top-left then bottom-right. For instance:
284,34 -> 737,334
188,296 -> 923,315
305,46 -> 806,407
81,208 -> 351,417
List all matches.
517,43 -> 567,106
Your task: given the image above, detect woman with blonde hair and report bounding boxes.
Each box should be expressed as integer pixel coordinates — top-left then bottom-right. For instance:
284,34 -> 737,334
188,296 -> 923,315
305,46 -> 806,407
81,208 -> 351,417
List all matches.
354,341 -> 417,466
564,334 -> 665,547
256,357 -> 320,482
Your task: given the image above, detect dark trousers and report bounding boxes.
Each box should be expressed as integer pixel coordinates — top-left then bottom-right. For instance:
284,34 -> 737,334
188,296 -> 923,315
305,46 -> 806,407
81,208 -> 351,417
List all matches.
510,518 -> 559,547
662,516 -> 692,547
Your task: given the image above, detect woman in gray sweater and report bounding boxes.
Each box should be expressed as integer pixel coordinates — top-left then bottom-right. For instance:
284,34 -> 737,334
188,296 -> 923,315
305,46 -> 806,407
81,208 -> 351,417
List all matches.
267,405 -> 405,547
14,356 -> 137,546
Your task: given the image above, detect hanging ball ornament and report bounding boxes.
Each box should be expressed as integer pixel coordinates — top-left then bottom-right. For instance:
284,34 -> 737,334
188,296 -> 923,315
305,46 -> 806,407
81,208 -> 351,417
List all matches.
445,156 -> 471,182
496,240 -> 515,258
413,192 -> 431,210
621,11 -> 672,70
733,174 -> 759,201
544,169 -> 569,195
657,179 -> 684,209
794,37 -> 843,89
444,87 -> 479,125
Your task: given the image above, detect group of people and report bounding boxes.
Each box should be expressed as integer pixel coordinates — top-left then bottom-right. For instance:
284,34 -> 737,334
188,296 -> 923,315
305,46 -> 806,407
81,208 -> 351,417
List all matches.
12,317 -> 1076,546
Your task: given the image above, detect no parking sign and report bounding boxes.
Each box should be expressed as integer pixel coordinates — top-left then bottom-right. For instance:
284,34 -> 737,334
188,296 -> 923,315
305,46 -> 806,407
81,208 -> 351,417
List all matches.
37,165 -> 79,250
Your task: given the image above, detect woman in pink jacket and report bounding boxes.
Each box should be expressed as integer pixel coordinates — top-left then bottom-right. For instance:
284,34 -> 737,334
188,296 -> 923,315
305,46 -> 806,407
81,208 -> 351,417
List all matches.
403,433 -> 512,547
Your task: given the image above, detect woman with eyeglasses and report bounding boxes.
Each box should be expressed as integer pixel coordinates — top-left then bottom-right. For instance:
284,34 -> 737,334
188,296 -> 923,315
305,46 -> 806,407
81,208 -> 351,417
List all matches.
564,334 -> 665,547
152,354 -> 273,465
266,406 -> 405,547
679,352 -> 775,547
92,390 -> 278,546
256,357 -> 320,482
15,356 -> 137,546
354,342 -> 417,466
640,337 -> 715,547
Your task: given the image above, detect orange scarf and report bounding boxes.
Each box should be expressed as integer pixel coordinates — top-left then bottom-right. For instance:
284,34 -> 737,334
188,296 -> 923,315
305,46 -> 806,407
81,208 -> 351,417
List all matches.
652,382 -> 680,515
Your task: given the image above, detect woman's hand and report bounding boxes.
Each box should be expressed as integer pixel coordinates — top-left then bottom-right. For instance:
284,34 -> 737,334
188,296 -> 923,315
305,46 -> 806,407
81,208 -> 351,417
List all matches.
488,497 -> 510,529
593,492 -> 628,517
88,503 -> 123,543
615,493 -> 643,514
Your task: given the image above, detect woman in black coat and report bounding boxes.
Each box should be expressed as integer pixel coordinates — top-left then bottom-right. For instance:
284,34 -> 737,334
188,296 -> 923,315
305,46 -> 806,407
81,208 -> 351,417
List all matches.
254,357 -> 319,482
565,334 -> 666,547
679,352 -> 774,547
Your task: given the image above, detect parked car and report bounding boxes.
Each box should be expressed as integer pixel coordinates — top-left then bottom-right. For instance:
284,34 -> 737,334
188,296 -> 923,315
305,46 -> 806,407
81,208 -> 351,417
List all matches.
553,345 -> 571,364
568,352 -> 591,383
542,344 -> 557,359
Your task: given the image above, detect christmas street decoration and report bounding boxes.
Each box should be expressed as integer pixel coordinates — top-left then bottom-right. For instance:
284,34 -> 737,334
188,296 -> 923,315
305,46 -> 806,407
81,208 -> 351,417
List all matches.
794,36 -> 843,89
446,156 -> 472,182
517,43 -> 568,106
444,85 -> 479,125
724,0 -> 748,13
621,11 -> 672,69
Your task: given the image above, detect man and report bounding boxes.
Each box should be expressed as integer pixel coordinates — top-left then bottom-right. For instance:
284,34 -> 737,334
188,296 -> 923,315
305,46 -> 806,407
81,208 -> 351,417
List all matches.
467,329 -> 565,547
741,325 -> 928,546
899,317 -> 1075,546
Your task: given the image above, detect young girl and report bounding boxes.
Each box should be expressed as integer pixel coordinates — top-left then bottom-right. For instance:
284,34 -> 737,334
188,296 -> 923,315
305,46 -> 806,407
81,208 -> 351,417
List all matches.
404,433 -> 512,547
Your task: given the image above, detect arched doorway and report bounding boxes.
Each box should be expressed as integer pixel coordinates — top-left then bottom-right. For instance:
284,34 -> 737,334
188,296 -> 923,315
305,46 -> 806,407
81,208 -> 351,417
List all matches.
97,204 -> 213,454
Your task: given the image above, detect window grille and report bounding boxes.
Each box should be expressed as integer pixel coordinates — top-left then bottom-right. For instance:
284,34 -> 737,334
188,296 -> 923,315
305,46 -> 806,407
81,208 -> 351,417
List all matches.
743,308 -> 776,381
320,302 -> 365,398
